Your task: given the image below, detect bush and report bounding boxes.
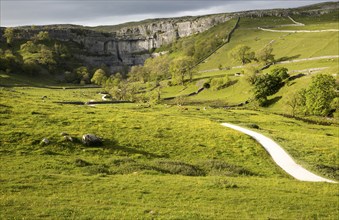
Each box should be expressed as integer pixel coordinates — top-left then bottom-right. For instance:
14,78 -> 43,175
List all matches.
203,82 -> 211,89
210,76 -> 231,90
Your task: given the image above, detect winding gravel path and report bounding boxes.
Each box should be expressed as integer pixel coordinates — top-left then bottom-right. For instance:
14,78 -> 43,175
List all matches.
221,123 -> 337,183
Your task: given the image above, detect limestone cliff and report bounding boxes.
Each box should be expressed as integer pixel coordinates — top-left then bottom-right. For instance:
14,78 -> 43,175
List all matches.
5,14 -> 232,72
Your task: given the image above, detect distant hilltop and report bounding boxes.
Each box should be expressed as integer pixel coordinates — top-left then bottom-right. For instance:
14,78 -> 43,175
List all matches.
1,1 -> 338,72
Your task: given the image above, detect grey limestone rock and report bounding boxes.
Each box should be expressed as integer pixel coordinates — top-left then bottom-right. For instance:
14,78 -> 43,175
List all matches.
82,134 -> 103,146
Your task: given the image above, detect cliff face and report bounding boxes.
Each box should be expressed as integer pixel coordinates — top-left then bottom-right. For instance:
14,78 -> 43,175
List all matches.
79,14 -> 232,71
6,14 -> 231,72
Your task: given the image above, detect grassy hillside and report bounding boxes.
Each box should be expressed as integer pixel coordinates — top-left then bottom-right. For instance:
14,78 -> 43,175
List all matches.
159,11 -> 338,115
198,14 -> 339,71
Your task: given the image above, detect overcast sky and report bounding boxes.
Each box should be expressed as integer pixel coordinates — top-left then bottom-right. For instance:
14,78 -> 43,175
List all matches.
0,0 -> 335,27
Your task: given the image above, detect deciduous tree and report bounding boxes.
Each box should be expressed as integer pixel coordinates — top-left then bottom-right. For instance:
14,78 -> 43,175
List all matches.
3,28 -> 14,45
230,45 -> 255,65
256,44 -> 275,64
91,69 -> 107,85
169,56 -> 195,85
303,74 -> 336,116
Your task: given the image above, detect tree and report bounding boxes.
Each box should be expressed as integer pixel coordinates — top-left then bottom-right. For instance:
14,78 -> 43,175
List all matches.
256,44 -> 275,64
169,56 -> 195,85
0,49 -> 21,73
91,69 -> 107,85
38,45 -> 55,65
271,67 -> 289,81
20,41 -> 38,53
143,55 -> 171,82
182,39 -> 195,56
3,28 -> 14,45
108,78 -> 138,101
243,63 -> 262,85
230,45 -> 255,65
303,74 -> 336,116
128,65 -> 147,82
54,42 -> 70,58
33,31 -> 50,42
74,66 -> 90,84
286,92 -> 304,116
105,72 -> 123,87
253,73 -> 283,106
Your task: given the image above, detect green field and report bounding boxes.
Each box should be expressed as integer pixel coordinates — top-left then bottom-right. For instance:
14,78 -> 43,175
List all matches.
199,29 -> 339,71
1,83 -> 338,218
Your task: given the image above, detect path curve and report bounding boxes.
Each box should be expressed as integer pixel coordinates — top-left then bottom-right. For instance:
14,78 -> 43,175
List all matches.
287,16 -> 305,26
258,16 -> 338,33
221,123 -> 337,183
258,27 -> 339,33
198,55 -> 339,73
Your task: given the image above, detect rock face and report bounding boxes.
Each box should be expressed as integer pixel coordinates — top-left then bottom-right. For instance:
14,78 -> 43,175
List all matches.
6,14 -> 232,72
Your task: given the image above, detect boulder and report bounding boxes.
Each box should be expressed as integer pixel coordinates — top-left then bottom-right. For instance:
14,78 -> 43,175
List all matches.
82,134 -> 103,146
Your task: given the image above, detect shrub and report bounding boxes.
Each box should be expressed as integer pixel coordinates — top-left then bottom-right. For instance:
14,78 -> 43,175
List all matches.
203,82 -> 211,89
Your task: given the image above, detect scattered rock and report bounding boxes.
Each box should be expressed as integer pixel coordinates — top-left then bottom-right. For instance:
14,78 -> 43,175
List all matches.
82,134 -> 103,146
64,135 -> 73,142
40,138 -> 50,145
102,94 -> 112,101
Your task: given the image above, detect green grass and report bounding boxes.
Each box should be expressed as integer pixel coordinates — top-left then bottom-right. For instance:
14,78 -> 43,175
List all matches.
1,79 -> 338,219
186,76 -> 251,105
237,16 -> 292,29
269,58 -> 339,72
291,11 -> 339,26
1,169 -> 337,219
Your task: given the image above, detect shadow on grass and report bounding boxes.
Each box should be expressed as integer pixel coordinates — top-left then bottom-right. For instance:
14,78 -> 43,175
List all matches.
265,96 -> 282,107
276,54 -> 301,62
104,140 -> 163,159
289,73 -> 305,81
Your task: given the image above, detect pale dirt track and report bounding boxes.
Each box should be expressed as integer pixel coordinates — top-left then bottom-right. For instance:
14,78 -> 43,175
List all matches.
258,27 -> 339,33
221,123 -> 337,183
